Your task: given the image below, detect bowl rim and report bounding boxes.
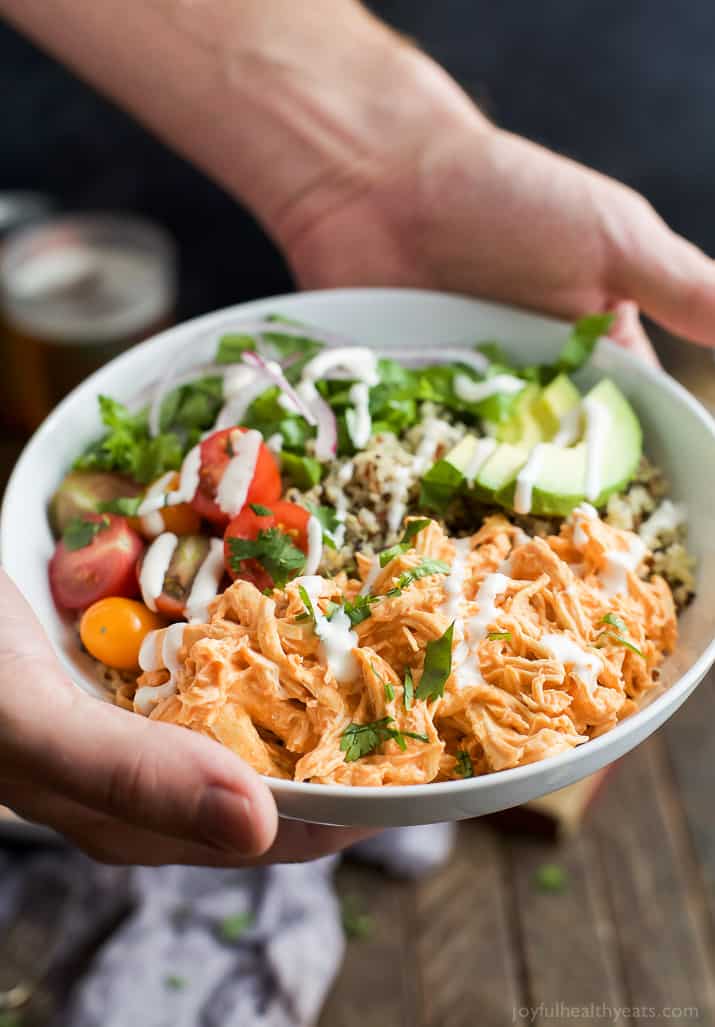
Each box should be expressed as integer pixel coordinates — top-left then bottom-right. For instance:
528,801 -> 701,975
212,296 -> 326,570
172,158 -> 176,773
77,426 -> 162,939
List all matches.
3,286 -> 715,802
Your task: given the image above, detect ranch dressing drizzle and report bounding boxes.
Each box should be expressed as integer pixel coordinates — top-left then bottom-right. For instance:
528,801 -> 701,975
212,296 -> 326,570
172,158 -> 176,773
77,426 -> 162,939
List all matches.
570,502 -> 598,547
639,499 -> 686,551
513,444 -> 547,515
552,405 -> 583,447
185,538 -> 225,622
464,437 -> 497,486
330,461 -> 354,548
266,432 -> 283,453
294,575 -> 359,683
600,535 -> 647,597
467,573 -> 511,643
583,397 -> 610,502
387,417 -> 447,535
135,622 -> 187,714
540,632 -> 602,694
359,554 -> 381,596
453,372 -> 525,404
300,347 -> 380,387
140,531 -> 178,611
439,538 -> 487,690
303,516 -> 324,576
216,428 -> 262,516
137,444 -> 202,526
347,382 -> 372,448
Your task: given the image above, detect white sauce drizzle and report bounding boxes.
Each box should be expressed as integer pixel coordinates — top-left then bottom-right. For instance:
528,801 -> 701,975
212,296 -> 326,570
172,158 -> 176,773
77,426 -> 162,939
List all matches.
137,444 -> 202,533
330,461 -> 354,548
266,432 -> 283,453
639,499 -> 686,550
303,516 -> 324,576
540,632 -> 602,695
215,428 -> 262,516
513,443 -> 547,515
359,554 -> 381,596
139,532 -> 178,611
600,536 -> 647,597
570,502 -> 598,547
294,575 -> 359,682
453,372 -> 525,404
184,538 -> 225,622
387,417 -> 448,535
552,405 -> 583,447
467,573 -> 511,643
346,381 -> 372,448
583,397 -> 610,502
464,437 -> 497,486
138,470 -> 175,537
301,347 -> 379,387
135,622 -> 187,714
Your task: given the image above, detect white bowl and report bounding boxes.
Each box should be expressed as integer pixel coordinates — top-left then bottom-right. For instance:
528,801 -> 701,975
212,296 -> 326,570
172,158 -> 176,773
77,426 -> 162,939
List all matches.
3,288 -> 715,828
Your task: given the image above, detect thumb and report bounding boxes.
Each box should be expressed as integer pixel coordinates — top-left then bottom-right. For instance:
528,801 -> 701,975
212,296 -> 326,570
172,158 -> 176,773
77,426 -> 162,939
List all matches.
613,197 -> 715,347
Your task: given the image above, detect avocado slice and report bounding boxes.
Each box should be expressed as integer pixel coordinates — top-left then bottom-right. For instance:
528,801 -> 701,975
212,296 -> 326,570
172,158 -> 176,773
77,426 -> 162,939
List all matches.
489,384 -> 544,450
494,378 -> 641,516
473,443 -> 530,500
534,373 -> 581,437
419,435 -> 480,512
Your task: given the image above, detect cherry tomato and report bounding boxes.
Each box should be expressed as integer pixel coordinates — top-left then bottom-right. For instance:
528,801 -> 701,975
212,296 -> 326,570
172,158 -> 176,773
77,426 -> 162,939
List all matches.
191,427 -> 281,527
134,472 -> 202,538
223,501 -> 309,589
50,514 -> 144,611
80,597 -> 165,670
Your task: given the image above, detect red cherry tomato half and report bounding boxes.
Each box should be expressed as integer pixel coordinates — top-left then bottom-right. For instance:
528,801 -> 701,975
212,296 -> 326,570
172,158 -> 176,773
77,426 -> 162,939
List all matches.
223,501 -> 310,590
190,427 -> 281,528
49,514 -> 145,611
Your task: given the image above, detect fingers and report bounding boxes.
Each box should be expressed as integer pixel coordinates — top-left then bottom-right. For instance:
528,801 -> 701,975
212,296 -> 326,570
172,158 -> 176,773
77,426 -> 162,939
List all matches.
7,782 -> 374,867
607,300 -> 661,368
611,196 -> 715,348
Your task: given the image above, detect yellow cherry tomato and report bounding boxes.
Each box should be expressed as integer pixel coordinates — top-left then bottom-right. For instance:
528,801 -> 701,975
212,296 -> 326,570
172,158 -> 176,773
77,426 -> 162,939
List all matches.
80,598 -> 166,670
136,472 -> 202,538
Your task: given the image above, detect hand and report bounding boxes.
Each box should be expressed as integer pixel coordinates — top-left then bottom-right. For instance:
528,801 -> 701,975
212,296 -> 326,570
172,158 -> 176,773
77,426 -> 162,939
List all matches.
0,570 -> 368,864
278,59 -> 715,367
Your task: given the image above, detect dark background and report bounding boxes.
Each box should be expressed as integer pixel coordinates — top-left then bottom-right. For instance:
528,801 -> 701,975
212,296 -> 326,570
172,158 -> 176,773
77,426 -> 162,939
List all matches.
1,1 -> 713,319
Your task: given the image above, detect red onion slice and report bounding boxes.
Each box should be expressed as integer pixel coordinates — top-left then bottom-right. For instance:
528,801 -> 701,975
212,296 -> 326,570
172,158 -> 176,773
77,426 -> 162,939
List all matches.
241,351 -> 317,427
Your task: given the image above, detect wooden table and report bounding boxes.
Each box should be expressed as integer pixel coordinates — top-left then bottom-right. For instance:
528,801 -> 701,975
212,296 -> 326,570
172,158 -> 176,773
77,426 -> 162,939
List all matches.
1,331 -> 714,1027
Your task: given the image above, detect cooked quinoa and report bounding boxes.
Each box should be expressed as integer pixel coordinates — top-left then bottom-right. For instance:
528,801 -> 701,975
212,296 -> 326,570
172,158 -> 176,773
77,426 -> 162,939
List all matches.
289,405 -> 695,611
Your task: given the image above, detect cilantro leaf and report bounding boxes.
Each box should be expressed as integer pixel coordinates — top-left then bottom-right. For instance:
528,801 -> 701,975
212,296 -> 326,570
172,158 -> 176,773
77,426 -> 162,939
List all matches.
384,681 -> 395,701
533,864 -> 568,894
62,515 -> 111,551
98,495 -> 143,517
488,631 -> 512,641
384,559 -> 450,597
297,584 -> 316,623
379,518 -> 431,567
215,333 -> 257,364
403,667 -> 414,710
455,750 -> 474,778
217,911 -> 254,942
554,313 -> 613,376
341,894 -> 375,941
249,503 -> 274,516
340,715 -> 428,762
341,593 -> 380,627
415,622 -> 455,701
599,612 -> 643,657
303,501 -> 341,548
226,528 -> 306,588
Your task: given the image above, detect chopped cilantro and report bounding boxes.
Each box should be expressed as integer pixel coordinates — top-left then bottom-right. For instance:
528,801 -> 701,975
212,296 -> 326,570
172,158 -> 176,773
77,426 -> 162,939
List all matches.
384,680 -> 395,702
341,593 -> 380,627
297,584 -> 316,623
415,622 -> 455,701
249,503 -> 274,516
379,518 -> 431,567
487,631 -> 512,641
599,613 -> 643,657
303,501 -> 341,548
165,975 -> 187,991
384,559 -> 450,598
217,911 -> 254,942
226,528 -> 306,588
403,666 -> 414,710
340,716 -> 428,762
341,894 -> 375,941
455,750 -> 474,778
97,495 -> 143,517
533,864 -> 568,894
62,514 -> 111,551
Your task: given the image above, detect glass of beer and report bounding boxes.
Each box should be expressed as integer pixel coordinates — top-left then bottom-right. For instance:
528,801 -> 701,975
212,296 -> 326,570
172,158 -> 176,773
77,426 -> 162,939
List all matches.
0,213 -> 177,431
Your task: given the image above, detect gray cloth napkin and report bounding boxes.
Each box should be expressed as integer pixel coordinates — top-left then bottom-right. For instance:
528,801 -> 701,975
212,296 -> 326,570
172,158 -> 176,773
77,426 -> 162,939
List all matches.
0,823 -> 455,1027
